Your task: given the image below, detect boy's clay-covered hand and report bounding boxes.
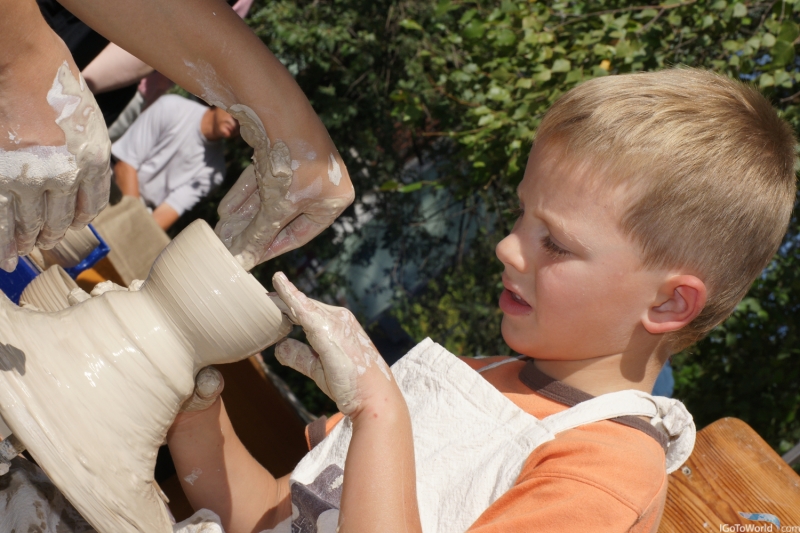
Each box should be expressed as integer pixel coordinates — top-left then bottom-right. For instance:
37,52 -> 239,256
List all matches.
0,1 -> 111,272
271,271 -> 394,416
273,272 -> 422,532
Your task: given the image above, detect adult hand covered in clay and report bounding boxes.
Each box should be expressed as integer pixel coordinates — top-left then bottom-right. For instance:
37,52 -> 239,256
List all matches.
272,271 -> 393,415
0,59 -> 111,272
214,107 -> 353,270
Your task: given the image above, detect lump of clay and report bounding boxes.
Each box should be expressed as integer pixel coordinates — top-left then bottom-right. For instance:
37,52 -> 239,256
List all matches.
0,219 -> 291,532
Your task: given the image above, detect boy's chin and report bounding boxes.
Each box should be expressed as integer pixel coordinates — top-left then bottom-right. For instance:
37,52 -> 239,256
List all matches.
500,318 -> 536,356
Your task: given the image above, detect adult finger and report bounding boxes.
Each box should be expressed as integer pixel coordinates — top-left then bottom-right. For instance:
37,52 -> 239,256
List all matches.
228,206 -> 283,270
258,214 -> 327,264
215,174 -> 261,249
37,189 -> 77,249
217,164 -> 258,218
0,194 -> 18,272
181,366 -> 225,412
72,169 -> 110,228
275,338 -> 332,399
14,191 -> 46,256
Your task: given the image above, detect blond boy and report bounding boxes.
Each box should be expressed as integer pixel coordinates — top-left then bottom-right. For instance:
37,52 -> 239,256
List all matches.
167,68 -> 797,533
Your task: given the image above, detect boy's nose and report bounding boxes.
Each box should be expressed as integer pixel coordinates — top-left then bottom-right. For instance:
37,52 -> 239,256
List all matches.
495,233 -> 526,271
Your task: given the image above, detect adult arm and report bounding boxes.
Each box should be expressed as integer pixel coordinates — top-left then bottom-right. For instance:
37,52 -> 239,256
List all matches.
81,43 -> 154,95
0,0 -> 110,270
167,398 -> 292,533
59,0 -> 355,268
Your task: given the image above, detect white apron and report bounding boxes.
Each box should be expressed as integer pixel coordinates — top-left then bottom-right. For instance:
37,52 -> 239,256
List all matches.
1,338 -> 694,533
265,338 -> 696,533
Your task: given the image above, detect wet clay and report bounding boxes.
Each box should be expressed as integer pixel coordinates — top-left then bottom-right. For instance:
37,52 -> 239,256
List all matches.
18,265 -> 84,313
213,104 -> 351,269
273,273 -> 391,415
0,220 -> 291,532
0,62 -> 110,270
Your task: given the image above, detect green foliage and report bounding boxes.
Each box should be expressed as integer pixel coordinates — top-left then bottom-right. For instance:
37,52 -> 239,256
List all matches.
189,0 -> 800,450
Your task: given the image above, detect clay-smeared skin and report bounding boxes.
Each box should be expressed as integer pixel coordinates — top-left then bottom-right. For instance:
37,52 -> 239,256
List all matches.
0,220 -> 290,533
181,366 -> 224,412
215,105 -> 350,270
0,62 -> 111,271
272,272 -> 392,415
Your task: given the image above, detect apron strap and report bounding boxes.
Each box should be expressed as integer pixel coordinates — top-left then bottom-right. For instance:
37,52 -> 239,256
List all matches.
540,390 -> 696,474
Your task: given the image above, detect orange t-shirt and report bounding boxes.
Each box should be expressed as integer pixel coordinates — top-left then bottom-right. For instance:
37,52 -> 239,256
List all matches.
307,356 -> 668,533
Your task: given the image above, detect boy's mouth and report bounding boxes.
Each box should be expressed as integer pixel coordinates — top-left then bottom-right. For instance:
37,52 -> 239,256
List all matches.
499,288 -> 532,315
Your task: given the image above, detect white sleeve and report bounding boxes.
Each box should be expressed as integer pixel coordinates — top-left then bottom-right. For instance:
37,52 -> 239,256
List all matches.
111,97 -> 170,169
162,166 -> 223,216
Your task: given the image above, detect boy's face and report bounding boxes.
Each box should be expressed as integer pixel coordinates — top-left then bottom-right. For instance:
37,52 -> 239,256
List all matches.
495,142 -> 667,361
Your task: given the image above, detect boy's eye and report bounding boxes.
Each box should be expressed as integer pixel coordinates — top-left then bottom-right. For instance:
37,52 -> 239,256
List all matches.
541,235 -> 569,258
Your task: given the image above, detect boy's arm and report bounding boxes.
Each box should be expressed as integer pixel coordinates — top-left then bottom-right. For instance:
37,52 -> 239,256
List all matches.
273,273 -> 422,533
167,396 -> 292,533
57,0 -> 355,268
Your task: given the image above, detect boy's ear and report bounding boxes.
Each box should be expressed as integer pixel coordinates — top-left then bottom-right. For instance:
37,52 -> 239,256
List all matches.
643,275 -> 707,335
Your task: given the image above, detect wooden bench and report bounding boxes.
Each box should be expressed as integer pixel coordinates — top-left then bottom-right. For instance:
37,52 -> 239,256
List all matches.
659,417 -> 800,532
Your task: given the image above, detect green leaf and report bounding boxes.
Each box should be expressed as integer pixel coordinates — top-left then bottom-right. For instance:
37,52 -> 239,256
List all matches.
435,0 -> 459,17
759,73 -> 775,88
777,20 -> 800,43
399,19 -> 423,31
459,9 -> 477,25
552,59 -> 571,73
771,40 -> 796,67
732,3 -> 747,17
500,0 -> 518,13
515,78 -> 533,89
533,69 -> 552,82
399,182 -> 424,193
495,28 -> 517,46
487,86 -> 511,101
380,180 -> 400,191
463,19 -> 486,39
565,68 -> 583,83
762,33 -> 777,48
723,40 -> 742,51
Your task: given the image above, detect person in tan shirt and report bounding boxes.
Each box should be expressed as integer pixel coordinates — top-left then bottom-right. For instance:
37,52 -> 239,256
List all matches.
167,68 -> 797,533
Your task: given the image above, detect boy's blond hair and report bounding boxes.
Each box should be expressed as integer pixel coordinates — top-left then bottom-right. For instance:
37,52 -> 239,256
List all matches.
536,68 -> 797,350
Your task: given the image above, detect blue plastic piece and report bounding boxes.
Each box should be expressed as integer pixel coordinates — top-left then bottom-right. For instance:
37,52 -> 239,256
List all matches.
0,224 -> 110,303
0,256 -> 42,304
63,225 -> 109,278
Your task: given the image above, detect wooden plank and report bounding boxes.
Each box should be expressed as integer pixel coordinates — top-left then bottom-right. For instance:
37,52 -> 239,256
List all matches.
660,417 -> 800,532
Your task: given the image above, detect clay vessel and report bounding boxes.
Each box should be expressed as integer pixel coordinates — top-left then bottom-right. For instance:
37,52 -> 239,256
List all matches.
0,219 -> 290,532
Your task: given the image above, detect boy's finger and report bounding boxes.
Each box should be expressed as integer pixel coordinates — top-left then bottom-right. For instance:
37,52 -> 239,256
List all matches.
268,293 -> 299,325
272,271 -> 316,323
275,338 -> 332,399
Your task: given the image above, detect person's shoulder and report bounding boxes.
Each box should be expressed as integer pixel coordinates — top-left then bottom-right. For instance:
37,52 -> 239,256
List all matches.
523,417 -> 667,514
